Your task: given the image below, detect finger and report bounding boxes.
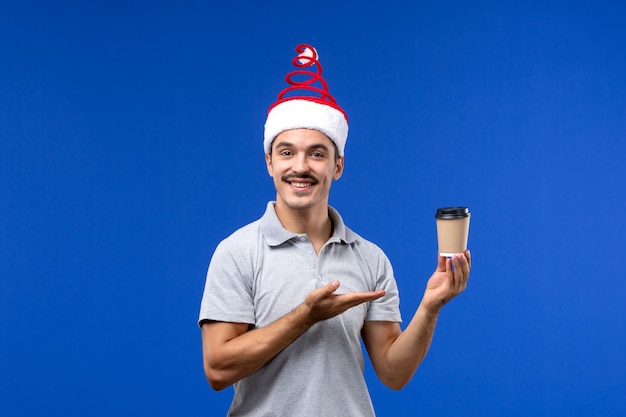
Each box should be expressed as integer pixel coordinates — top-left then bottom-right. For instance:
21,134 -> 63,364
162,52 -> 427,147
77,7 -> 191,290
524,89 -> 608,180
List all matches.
465,249 -> 472,269
337,290 -> 386,307
459,252 -> 470,281
453,254 -> 469,289
349,290 -> 386,302
451,255 -> 460,282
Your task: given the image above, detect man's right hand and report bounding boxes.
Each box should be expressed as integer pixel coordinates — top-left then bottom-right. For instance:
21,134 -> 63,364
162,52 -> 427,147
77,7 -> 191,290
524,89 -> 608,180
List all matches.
300,280 -> 386,325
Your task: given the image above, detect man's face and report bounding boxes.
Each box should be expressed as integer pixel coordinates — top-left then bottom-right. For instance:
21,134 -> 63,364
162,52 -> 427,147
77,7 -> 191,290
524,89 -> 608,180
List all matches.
265,128 -> 344,213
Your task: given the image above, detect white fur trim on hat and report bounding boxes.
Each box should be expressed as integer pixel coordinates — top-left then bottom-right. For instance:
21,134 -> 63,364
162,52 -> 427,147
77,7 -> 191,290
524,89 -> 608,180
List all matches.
264,99 -> 349,156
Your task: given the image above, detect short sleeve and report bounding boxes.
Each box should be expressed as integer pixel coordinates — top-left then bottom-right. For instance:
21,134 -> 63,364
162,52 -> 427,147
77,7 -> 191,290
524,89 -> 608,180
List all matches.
365,250 -> 402,323
198,239 -> 256,326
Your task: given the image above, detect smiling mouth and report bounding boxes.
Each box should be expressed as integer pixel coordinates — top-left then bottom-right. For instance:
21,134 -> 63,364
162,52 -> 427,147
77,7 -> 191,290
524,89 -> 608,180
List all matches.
283,174 -> 318,190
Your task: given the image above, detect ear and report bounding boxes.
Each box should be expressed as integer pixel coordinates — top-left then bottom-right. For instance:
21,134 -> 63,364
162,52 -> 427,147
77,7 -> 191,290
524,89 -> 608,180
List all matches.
265,153 -> 274,177
333,156 -> 344,180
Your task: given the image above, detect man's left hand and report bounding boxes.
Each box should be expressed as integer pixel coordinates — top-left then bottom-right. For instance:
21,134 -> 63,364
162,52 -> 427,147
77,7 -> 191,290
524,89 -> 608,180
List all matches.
422,250 -> 471,313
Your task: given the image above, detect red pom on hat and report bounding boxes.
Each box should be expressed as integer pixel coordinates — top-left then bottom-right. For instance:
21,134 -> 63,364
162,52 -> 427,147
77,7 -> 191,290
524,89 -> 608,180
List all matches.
264,44 -> 349,156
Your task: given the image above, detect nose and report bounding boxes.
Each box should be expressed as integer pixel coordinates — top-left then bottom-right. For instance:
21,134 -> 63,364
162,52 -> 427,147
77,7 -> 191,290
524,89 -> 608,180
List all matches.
292,153 -> 309,173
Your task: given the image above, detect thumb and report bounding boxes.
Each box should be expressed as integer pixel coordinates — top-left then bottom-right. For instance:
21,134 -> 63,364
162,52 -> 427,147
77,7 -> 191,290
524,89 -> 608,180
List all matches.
306,280 -> 340,304
437,254 -> 447,271
321,280 -> 340,296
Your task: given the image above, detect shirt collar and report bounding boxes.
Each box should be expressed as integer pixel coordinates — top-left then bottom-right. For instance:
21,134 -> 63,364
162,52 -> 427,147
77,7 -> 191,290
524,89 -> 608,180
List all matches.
260,201 -> 357,246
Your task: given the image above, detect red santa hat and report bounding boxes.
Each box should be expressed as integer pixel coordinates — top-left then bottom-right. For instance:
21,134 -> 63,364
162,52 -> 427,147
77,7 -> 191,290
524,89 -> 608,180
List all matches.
264,44 -> 349,156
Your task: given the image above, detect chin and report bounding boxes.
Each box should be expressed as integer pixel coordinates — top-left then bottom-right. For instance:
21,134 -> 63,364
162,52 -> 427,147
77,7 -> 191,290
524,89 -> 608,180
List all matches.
278,195 -> 321,211
284,201 -> 316,211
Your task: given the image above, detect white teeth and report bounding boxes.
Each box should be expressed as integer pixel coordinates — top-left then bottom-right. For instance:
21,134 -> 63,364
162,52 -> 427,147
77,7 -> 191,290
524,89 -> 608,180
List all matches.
292,182 -> 310,188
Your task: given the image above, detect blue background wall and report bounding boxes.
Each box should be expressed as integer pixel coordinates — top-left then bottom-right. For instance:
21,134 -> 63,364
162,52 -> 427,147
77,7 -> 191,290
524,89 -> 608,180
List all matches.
1,1 -> 625,415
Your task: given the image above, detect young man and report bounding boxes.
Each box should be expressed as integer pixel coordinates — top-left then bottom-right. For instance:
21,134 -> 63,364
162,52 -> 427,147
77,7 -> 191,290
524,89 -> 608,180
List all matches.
199,44 -> 471,416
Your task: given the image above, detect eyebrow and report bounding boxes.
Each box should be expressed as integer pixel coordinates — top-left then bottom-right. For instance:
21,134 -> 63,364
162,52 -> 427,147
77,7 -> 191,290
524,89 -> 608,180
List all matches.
274,141 -> 330,152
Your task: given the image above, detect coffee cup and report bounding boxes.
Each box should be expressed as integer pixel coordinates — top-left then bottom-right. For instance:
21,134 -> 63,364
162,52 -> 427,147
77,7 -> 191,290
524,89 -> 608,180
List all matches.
435,207 -> 471,257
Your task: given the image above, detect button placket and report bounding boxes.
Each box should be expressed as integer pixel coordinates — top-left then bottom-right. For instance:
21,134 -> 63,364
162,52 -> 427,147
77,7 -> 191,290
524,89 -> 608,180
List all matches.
315,244 -> 327,288
295,235 -> 317,277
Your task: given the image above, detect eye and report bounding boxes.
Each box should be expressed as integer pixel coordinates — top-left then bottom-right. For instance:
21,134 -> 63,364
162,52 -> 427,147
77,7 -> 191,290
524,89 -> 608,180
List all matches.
311,151 -> 325,158
279,150 -> 293,156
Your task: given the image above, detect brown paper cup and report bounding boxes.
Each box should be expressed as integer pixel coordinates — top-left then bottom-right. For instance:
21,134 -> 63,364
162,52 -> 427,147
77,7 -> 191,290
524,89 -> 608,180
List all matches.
435,207 -> 470,257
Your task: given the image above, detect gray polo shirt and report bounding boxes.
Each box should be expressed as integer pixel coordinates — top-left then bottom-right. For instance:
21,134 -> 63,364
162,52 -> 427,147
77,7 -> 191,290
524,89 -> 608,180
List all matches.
199,202 -> 401,417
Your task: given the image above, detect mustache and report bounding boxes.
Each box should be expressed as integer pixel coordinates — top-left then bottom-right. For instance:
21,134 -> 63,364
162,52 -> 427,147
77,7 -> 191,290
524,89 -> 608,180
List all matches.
282,173 -> 318,183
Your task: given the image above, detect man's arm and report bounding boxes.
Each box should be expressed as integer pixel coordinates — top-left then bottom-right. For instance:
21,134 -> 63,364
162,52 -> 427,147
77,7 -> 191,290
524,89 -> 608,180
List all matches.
201,280 -> 386,390
362,250 -> 471,390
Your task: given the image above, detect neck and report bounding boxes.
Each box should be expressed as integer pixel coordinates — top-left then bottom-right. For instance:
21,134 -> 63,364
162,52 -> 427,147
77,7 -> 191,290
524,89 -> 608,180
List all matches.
274,200 -> 333,252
